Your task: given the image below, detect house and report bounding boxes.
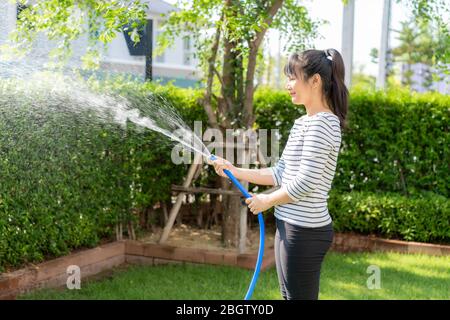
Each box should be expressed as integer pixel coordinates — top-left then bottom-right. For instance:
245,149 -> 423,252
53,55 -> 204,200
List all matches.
102,0 -> 201,87
0,0 -> 201,88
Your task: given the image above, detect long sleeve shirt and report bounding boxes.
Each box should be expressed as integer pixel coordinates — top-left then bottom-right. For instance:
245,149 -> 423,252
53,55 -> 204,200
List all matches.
269,111 -> 342,228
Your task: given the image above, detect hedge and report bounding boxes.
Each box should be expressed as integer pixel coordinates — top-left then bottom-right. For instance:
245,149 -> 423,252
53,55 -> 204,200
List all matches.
328,190 -> 449,243
0,75 -> 448,271
0,76 -> 204,271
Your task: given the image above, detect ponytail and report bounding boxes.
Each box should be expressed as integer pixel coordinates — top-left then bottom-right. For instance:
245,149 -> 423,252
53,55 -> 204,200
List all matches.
325,49 -> 349,131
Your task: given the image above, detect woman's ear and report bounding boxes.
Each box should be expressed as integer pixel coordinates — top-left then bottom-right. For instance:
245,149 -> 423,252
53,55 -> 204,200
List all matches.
311,74 -> 321,89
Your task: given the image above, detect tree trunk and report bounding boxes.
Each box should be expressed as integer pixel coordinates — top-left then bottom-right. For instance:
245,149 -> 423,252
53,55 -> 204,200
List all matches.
219,0 -> 240,248
208,176 -> 223,229
203,0 -> 284,248
161,201 -> 169,226
244,0 -> 283,127
221,178 -> 240,248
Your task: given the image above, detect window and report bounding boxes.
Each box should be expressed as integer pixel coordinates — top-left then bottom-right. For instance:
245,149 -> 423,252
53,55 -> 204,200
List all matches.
16,3 -> 29,20
183,36 -> 191,51
183,36 -> 191,65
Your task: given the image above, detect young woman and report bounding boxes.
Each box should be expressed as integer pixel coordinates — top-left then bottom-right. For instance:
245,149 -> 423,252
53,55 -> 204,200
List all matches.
212,48 -> 348,300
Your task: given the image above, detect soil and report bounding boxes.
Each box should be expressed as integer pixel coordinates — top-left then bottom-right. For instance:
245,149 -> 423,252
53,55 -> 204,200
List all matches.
139,223 -> 275,253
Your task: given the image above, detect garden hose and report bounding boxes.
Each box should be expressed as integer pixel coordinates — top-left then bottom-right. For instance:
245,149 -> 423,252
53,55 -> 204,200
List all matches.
209,154 -> 265,300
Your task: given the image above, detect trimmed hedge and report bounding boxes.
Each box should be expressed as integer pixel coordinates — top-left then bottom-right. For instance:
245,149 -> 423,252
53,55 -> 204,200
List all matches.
328,190 -> 449,243
0,76 -> 206,271
0,76 -> 448,271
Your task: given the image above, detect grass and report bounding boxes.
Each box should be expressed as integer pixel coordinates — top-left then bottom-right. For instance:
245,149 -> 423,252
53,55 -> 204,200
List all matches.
19,252 -> 450,300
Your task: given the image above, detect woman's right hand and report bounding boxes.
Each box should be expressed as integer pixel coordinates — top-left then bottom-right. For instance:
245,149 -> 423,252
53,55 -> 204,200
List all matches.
210,156 -> 236,178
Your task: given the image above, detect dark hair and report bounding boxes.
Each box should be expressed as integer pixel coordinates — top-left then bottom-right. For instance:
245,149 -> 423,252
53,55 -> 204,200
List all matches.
284,49 -> 349,130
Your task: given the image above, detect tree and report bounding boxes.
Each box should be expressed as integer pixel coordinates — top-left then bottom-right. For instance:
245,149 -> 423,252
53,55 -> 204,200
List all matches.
398,0 -> 449,76
372,17 -> 447,89
155,0 -> 320,246
391,18 -> 437,87
7,0 -> 148,68
370,1 -> 449,89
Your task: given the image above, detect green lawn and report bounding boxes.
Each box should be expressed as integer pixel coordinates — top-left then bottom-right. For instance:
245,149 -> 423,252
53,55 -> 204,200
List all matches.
20,252 -> 450,300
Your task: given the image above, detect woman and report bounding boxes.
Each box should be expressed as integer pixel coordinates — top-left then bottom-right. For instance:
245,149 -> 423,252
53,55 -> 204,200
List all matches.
212,49 -> 348,300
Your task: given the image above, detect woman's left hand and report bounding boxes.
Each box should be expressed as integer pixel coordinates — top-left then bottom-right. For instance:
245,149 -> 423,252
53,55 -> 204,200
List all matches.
245,193 -> 273,215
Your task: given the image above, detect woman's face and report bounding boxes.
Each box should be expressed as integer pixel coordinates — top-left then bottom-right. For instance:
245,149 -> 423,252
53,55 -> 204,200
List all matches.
285,73 -> 314,106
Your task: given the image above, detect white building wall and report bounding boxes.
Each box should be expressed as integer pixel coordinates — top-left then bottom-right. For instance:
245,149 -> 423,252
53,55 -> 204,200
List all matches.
0,1 -> 201,83
0,1 -> 17,43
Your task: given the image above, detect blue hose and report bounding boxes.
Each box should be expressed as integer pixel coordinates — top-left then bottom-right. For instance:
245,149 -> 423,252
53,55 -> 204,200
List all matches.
210,155 -> 264,300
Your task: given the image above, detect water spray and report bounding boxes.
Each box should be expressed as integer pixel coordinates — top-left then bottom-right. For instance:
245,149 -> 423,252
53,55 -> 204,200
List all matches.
209,154 -> 265,300
0,48 -> 265,299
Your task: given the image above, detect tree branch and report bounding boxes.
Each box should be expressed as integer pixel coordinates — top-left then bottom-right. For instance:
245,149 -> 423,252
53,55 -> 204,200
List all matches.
202,12 -> 224,129
251,0 -> 284,50
213,66 -> 233,111
244,0 -> 284,127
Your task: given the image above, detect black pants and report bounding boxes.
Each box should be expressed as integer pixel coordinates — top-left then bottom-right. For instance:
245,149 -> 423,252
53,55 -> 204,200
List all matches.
274,218 -> 334,300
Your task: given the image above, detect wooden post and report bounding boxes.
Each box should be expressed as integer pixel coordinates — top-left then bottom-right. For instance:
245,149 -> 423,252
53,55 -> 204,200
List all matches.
159,152 -> 203,243
238,142 -> 250,254
257,147 -> 269,168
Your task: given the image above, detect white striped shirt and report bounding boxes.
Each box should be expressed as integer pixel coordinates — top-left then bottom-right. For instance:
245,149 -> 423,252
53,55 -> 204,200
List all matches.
270,111 -> 342,228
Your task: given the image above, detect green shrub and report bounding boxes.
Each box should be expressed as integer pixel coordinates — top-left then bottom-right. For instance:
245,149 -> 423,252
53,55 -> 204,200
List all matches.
0,76 -> 204,271
0,76 -> 448,272
328,190 -> 449,243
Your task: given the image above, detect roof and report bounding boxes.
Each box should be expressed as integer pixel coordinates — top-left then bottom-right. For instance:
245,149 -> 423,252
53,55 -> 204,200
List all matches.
145,0 -> 179,15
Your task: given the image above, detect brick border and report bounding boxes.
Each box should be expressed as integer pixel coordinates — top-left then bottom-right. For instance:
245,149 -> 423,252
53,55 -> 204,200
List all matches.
332,233 -> 450,255
1,233 -> 448,299
0,241 -> 126,300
